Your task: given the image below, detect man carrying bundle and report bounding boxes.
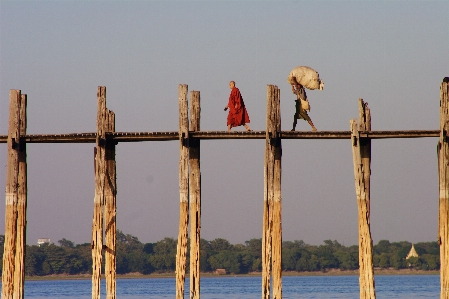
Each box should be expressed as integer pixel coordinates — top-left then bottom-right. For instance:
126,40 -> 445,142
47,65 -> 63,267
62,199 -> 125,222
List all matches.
291,81 -> 317,132
287,66 -> 323,132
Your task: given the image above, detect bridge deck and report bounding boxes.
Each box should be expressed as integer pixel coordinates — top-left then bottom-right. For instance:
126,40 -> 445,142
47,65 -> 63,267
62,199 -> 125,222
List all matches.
0,130 -> 440,143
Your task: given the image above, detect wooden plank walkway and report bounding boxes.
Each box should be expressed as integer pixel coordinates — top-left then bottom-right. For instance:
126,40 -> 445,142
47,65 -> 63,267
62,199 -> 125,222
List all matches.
0,130 -> 440,144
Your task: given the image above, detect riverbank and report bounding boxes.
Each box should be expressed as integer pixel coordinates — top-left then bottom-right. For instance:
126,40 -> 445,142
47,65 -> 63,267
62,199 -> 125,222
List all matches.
25,268 -> 439,280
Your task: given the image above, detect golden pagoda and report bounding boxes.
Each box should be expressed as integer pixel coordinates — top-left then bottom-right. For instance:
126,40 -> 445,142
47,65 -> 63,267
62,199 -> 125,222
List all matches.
406,244 -> 419,259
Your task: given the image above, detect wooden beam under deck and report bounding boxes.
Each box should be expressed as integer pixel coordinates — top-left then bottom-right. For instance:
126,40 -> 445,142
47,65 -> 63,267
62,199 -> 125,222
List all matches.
0,130 -> 440,144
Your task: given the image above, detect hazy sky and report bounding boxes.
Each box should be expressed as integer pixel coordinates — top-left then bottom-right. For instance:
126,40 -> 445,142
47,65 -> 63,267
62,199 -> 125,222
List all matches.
1,1 -> 448,247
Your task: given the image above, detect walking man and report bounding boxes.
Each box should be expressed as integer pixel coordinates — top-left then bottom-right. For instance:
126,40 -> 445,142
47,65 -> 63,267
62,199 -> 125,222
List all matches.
291,82 -> 317,132
224,81 -> 251,132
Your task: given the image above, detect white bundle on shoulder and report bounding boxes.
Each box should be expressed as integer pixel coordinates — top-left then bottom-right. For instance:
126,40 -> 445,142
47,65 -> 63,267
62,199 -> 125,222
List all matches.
287,66 -> 324,90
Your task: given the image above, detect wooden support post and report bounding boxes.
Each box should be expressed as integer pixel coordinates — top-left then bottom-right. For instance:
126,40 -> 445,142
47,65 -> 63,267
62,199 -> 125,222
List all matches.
105,110 -> 117,299
262,85 -> 274,299
359,99 -> 371,219
176,84 -> 189,299
189,91 -> 201,299
263,85 -> 282,299
92,86 -> 107,299
350,99 -> 376,299
2,90 -> 21,299
438,77 -> 449,299
271,86 -> 282,299
14,94 -> 27,299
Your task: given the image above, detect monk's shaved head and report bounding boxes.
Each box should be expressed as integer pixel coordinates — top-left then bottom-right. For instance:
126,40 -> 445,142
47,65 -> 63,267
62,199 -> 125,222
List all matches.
229,81 -> 235,89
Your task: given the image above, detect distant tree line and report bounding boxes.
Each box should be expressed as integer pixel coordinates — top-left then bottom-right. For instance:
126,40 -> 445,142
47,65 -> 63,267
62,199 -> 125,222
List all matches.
0,231 -> 440,276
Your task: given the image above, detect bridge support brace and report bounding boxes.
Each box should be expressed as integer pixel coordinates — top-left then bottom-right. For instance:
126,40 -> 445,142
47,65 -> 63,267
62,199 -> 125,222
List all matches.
439,77 -> 449,299
104,102 -> 117,299
92,86 -> 117,299
350,99 -> 376,299
262,85 -> 282,299
176,84 -> 189,299
189,90 -> 201,299
2,90 -> 27,299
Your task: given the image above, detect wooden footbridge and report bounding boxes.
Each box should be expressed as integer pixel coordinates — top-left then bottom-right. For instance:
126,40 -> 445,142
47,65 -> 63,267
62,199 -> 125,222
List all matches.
1,79 -> 449,299
0,129 -> 440,143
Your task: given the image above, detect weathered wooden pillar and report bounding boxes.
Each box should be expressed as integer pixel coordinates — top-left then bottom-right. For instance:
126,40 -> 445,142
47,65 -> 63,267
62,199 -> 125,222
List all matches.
262,85 -> 282,299
176,84 -> 189,299
262,86 -> 274,299
350,99 -> 376,299
105,110 -> 117,299
14,93 -> 27,299
359,99 -> 371,219
189,91 -> 201,299
271,87 -> 282,299
2,90 -> 21,299
92,86 -> 107,299
438,77 -> 449,299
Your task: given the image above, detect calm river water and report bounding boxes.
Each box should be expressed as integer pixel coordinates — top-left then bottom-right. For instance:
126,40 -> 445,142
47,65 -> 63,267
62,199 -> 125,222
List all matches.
1,275 -> 439,298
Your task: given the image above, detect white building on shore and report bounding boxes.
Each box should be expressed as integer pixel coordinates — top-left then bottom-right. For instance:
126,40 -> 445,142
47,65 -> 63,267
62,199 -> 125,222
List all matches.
37,238 -> 50,247
406,243 -> 419,259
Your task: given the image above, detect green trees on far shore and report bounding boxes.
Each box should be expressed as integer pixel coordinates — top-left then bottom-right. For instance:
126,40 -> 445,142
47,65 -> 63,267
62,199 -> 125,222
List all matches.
0,231 -> 440,276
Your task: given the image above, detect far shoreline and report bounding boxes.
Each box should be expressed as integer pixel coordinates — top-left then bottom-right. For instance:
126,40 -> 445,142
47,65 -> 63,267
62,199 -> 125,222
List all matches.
25,268 -> 439,281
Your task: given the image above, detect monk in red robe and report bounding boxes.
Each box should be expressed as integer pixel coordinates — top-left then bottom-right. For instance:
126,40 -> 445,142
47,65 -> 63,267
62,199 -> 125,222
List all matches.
224,81 -> 251,132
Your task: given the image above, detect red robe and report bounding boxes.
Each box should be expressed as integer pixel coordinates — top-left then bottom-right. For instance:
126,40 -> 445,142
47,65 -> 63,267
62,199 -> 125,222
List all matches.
227,87 -> 250,128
